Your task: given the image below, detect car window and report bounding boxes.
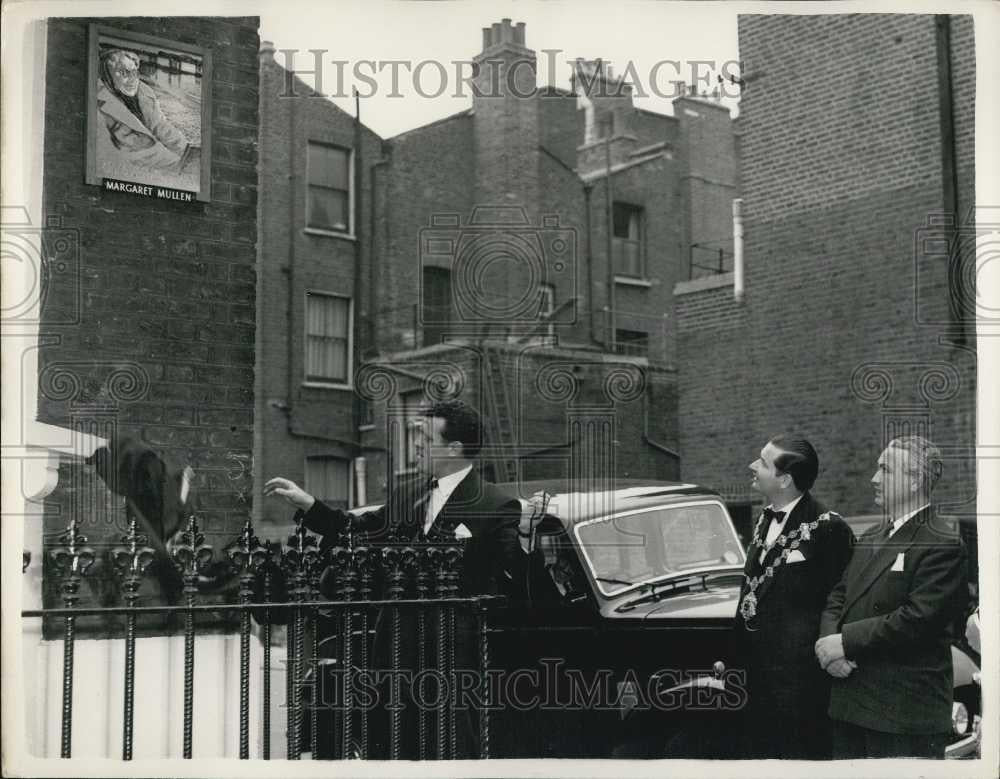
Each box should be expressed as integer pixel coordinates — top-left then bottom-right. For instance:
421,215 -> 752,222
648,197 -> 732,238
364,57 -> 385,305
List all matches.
574,501 -> 745,597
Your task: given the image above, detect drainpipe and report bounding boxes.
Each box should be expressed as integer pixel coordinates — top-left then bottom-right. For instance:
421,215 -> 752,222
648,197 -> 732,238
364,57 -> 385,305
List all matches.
934,15 -> 965,345
369,149 -> 390,354
351,90 -> 365,504
283,85 -> 297,435
355,455 -> 368,506
605,136 -> 616,352
352,90 -> 364,434
732,198 -> 744,302
583,183 -> 601,346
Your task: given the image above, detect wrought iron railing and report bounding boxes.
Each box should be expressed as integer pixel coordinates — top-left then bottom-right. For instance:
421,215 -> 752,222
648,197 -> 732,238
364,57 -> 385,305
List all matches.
22,512 -> 500,761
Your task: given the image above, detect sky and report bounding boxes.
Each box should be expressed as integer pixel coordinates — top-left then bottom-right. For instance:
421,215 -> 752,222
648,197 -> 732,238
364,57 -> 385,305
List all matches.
259,0 -> 742,138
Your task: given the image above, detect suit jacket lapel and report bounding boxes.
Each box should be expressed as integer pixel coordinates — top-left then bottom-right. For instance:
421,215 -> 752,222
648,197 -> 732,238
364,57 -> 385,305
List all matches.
747,492 -> 812,606
842,508 -> 927,614
423,469 -> 480,541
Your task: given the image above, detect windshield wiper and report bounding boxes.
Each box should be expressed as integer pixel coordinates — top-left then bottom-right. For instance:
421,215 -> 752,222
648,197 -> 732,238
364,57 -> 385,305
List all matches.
614,569 -> 741,613
595,576 -> 633,586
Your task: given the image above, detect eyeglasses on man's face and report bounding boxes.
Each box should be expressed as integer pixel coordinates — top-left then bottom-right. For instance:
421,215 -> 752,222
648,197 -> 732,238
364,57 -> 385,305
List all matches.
113,65 -> 139,79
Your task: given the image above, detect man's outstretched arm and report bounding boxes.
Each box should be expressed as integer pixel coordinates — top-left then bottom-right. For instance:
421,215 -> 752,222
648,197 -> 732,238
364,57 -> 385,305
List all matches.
264,477 -> 389,537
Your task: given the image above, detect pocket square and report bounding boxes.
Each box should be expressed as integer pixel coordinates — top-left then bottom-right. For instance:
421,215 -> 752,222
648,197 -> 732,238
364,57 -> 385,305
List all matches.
891,552 -> 905,572
454,522 -> 472,539
786,550 -> 806,564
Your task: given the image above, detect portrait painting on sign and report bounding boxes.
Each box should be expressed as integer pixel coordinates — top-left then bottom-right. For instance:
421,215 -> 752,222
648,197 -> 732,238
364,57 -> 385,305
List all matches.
85,25 -> 212,201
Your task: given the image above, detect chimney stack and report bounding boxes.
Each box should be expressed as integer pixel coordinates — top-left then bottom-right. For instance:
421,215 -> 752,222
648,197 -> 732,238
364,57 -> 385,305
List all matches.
481,17 -> 529,53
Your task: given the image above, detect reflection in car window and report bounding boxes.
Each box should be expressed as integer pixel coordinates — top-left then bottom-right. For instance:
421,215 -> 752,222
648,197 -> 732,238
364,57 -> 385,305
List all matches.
575,502 -> 745,596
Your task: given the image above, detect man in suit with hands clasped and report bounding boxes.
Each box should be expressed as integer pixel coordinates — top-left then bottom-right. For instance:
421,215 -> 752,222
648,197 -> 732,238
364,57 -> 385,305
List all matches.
816,436 -> 967,759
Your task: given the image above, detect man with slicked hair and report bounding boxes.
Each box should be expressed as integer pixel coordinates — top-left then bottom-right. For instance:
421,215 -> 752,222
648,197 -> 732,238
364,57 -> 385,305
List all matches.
265,399 -> 527,758
736,435 -> 855,759
817,436 -> 967,759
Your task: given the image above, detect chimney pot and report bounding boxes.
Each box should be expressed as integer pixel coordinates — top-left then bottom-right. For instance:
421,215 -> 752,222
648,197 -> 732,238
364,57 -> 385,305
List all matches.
482,27 -> 491,50
515,21 -> 525,45
491,22 -> 501,46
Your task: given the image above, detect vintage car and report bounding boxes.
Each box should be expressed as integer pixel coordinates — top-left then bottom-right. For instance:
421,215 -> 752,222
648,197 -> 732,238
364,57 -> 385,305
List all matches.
473,479 -> 748,758
299,478 -> 747,759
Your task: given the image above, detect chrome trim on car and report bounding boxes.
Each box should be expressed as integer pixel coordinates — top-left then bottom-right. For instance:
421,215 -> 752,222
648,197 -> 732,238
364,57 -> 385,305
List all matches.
944,731 -> 980,759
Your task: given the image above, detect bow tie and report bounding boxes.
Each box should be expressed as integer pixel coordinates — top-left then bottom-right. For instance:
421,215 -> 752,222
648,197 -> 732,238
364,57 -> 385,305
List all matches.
413,477 -> 439,507
763,507 -> 786,524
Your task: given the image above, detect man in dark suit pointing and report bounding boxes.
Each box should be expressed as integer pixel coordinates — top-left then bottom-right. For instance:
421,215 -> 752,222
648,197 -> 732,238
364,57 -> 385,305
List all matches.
264,399 -> 526,596
265,399 -> 527,758
736,435 -> 854,759
817,436 -> 968,759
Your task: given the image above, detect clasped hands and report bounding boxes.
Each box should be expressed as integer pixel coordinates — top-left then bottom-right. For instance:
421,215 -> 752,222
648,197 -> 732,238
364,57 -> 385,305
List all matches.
814,633 -> 858,678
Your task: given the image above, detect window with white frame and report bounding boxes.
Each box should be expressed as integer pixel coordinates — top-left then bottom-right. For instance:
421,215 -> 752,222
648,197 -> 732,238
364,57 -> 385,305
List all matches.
307,141 -> 351,233
305,292 -> 351,384
305,456 -> 351,509
613,202 -> 644,278
395,390 -> 424,472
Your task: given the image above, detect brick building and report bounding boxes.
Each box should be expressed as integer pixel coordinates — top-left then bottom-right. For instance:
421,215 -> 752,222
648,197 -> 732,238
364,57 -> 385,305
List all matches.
254,41 -> 383,529
254,19 -> 740,527
676,15 -> 977,549
13,15 -> 262,758
38,15 -> 261,587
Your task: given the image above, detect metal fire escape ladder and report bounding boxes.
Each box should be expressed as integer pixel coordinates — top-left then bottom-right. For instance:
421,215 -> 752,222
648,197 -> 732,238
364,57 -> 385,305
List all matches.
482,346 -> 519,483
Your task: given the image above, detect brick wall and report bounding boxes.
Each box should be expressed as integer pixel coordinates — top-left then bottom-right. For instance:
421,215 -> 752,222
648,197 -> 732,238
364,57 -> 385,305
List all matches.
587,154 -> 681,365
255,51 -> 383,532
359,342 -> 679,504
674,96 -> 739,280
376,110 -> 475,351
538,151 -> 591,347
632,109 -> 677,148
677,14 -> 976,521
538,88 -> 578,170
39,16 -> 260,617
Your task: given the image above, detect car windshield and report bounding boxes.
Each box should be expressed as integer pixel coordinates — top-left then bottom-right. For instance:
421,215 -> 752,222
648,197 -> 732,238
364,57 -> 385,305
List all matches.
574,500 -> 745,597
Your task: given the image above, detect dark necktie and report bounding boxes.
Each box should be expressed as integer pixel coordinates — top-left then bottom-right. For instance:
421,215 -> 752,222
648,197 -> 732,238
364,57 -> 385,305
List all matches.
415,477 -> 440,529
394,477 -> 438,540
414,477 -> 439,508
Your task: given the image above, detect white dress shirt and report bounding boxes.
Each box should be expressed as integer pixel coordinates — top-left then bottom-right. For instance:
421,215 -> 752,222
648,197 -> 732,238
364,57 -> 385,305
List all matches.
423,465 -> 473,535
888,503 -> 930,537
763,493 -> 804,548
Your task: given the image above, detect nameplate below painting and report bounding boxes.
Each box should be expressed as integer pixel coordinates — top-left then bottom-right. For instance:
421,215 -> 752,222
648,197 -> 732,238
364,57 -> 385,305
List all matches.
102,178 -> 196,202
